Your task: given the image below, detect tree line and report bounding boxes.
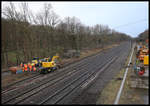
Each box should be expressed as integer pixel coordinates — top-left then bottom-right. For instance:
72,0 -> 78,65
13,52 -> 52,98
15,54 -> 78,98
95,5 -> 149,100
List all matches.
135,29 -> 148,42
2,2 -> 131,68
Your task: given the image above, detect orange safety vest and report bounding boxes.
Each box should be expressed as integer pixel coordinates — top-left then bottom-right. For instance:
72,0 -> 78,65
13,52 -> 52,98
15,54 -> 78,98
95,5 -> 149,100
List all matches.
28,63 -> 31,68
22,67 -> 25,72
29,65 -> 32,71
33,66 -> 36,71
20,63 -> 23,67
33,63 -> 35,67
24,64 -> 28,71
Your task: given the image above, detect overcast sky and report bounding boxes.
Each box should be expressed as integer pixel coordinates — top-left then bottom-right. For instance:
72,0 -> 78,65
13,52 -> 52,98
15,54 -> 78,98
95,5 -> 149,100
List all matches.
2,1 -> 149,37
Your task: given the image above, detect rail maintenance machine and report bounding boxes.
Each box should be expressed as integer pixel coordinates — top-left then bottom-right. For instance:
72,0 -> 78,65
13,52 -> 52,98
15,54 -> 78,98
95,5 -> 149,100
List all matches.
39,55 -> 61,74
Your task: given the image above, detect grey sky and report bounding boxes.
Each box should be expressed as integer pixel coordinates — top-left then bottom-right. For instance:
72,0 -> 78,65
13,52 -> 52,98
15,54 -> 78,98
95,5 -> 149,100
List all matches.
2,1 -> 149,37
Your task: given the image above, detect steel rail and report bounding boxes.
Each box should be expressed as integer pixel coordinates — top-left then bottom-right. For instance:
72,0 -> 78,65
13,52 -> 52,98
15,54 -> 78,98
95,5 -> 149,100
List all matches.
3,42 -> 128,104
51,44 -> 129,104
2,47 -> 106,94
53,57 -> 118,104
41,43 -> 127,104
40,56 -> 117,104
2,73 -> 41,92
17,47 -> 120,104
2,47 -> 108,104
2,43 -> 118,93
40,45 -> 123,104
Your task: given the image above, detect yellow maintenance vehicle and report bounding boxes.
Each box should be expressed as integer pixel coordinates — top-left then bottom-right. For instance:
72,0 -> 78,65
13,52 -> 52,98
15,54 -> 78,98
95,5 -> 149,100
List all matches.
138,55 -> 149,76
39,55 -> 61,74
138,47 -> 149,62
144,55 -> 149,65
135,39 -> 149,76
31,57 -> 41,67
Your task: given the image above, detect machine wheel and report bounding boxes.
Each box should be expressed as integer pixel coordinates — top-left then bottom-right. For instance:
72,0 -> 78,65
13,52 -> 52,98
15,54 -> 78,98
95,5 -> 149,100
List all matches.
47,68 -> 51,73
45,69 -> 49,74
51,68 -> 55,72
40,69 -> 48,74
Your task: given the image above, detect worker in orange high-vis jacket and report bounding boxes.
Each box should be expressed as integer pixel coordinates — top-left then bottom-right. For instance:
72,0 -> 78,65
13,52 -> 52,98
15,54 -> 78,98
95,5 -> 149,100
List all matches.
28,63 -> 30,71
24,64 -> 28,72
29,64 -> 32,71
22,66 -> 25,72
33,63 -> 36,67
33,66 -> 36,72
27,63 -> 30,70
20,62 -> 23,67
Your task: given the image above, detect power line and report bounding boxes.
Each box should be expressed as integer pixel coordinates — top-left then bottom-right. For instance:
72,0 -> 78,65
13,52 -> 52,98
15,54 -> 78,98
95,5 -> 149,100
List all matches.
112,18 -> 148,29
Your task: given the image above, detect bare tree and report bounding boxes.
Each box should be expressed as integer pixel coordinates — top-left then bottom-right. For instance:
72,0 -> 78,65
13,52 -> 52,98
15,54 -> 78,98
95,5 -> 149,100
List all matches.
48,11 -> 60,28
2,2 -> 131,68
2,2 -> 16,20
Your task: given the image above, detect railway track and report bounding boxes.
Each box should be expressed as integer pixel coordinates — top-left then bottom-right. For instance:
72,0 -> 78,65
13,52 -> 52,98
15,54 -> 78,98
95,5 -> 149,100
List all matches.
2,47 -> 108,94
2,42 -> 131,104
39,43 -> 127,105
2,44 -> 117,94
2,45 -> 110,93
40,56 -> 118,104
2,73 -> 41,93
2,47 -> 115,104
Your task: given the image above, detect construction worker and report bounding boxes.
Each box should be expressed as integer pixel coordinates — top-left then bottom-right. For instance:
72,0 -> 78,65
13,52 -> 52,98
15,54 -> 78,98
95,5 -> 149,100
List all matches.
27,63 -> 30,71
22,66 -> 25,72
29,64 -> 32,71
28,63 -> 30,71
24,64 -> 28,72
20,62 -> 23,67
33,66 -> 36,72
33,63 -> 35,67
